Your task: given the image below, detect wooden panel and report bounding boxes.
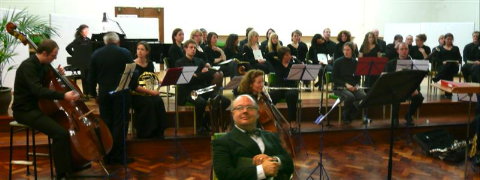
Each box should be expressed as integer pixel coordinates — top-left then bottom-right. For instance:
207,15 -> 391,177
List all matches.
115,7 -> 165,42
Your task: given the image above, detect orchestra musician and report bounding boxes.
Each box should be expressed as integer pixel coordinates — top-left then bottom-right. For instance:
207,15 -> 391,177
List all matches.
236,69 -> 265,99
409,34 -> 431,60
405,35 -> 414,48
212,95 -> 294,180
385,34 -> 403,60
200,28 -> 208,47
461,31 -> 480,82
287,30 -> 308,64
372,29 -> 386,53
332,42 -> 368,124
89,32 -> 134,164
264,33 -> 282,63
323,28 -> 337,56
307,34 -> 330,89
359,32 -> 382,89
65,24 -> 92,97
175,40 -> 231,134
13,39 -> 80,179
224,33 -> 250,76
260,28 -> 283,53
384,42 -> 424,127
333,30 -> 359,60
204,32 -> 231,77
243,30 -> 272,74
431,33 -> 462,98
269,47 -> 300,123
239,27 -> 254,52
190,29 -> 207,60
167,28 -> 185,68
131,41 -> 167,139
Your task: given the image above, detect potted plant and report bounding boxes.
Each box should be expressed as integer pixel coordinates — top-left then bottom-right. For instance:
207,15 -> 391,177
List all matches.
0,9 -> 58,115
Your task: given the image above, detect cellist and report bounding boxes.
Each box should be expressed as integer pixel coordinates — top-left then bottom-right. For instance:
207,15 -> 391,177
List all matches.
12,39 -> 80,179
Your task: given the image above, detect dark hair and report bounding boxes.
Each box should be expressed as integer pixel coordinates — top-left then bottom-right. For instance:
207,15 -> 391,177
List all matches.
172,28 -> 183,43
343,42 -> 355,53
277,46 -> 291,60
206,32 -> 218,47
245,27 -> 254,37
337,30 -> 351,43
291,29 -> 302,41
416,34 -> 427,42
136,41 -> 151,60
311,34 -> 324,45
183,39 -> 197,48
360,32 -> 377,54
74,24 -> 89,39
225,34 -> 239,53
393,34 -> 403,43
473,31 -> 480,36
266,28 -> 275,40
37,39 -> 59,54
444,33 -> 454,39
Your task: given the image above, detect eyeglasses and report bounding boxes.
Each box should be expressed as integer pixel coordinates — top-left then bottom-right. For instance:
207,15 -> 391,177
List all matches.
232,105 -> 258,111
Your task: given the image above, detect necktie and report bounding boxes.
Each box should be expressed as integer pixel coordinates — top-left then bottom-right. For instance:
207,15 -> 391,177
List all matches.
246,129 -> 261,136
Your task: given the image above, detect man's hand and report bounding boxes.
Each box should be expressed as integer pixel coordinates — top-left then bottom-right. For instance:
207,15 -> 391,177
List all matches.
252,154 -> 270,165
474,60 -> 480,65
64,91 -> 80,101
261,157 -> 279,177
57,65 -> 65,75
411,90 -> 419,96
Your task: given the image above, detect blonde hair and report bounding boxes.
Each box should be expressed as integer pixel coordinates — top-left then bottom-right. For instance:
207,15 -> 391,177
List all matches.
247,30 -> 259,48
267,33 -> 281,53
190,29 -> 203,44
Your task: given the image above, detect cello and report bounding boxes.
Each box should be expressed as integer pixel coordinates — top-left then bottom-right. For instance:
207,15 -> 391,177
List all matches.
6,22 -> 113,171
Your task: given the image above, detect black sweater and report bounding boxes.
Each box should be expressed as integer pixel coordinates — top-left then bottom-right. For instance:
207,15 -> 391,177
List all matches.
332,57 -> 360,88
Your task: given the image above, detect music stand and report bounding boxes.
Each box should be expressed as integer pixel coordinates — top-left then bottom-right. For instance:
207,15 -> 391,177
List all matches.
159,67 -> 194,161
356,57 -> 388,87
160,67 -> 183,111
108,63 -> 136,177
359,70 -> 426,180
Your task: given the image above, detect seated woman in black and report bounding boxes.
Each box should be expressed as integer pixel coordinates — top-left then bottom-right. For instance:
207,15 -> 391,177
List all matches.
168,28 -> 184,68
332,42 -> 367,124
204,32 -> 231,77
307,34 -> 331,89
432,33 -> 462,98
269,47 -> 299,123
409,34 -> 431,60
287,30 -> 308,64
242,30 -> 272,73
385,34 -> 403,60
190,29 -> 207,61
334,30 -> 358,60
224,34 -> 250,76
359,32 -> 382,88
260,28 -> 283,53
131,41 -> 167,138
264,32 -> 282,64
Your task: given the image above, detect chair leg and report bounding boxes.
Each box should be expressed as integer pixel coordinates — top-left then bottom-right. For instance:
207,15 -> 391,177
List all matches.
193,107 -> 196,135
26,128 -> 30,176
32,129 -> 37,180
48,137 -> 54,178
9,126 -> 14,180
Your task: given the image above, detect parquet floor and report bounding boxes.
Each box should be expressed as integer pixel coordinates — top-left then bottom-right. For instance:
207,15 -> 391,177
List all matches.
2,137 -> 479,179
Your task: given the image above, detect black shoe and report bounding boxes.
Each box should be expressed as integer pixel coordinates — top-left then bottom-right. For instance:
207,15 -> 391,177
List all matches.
432,77 -> 440,83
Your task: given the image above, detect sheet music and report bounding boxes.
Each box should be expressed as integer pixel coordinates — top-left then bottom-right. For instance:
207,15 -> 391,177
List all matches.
212,66 -> 221,70
396,60 -> 429,71
253,49 -> 264,60
219,59 -> 233,65
303,64 -> 322,81
317,53 -> 329,64
287,64 -> 305,80
177,66 -> 197,84
114,63 -> 137,92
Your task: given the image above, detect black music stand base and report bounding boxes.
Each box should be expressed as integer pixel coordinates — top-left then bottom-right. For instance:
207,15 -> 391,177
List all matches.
307,122 -> 330,180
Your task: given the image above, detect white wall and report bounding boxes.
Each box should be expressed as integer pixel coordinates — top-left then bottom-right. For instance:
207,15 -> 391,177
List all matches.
1,0 -> 479,87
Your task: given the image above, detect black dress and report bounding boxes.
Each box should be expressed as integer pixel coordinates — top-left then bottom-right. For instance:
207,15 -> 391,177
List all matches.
287,42 -> 308,64
65,36 -> 92,95
204,46 -> 231,76
242,45 -> 272,73
432,46 -> 462,97
131,61 -> 167,138
224,47 -> 250,76
461,42 -> 480,82
168,43 -> 184,68
409,45 -> 431,60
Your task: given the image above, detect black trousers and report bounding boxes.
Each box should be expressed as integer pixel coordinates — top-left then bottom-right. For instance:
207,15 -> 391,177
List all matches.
185,91 -> 231,129
270,89 -> 299,122
333,88 -> 366,121
98,91 -> 131,161
391,93 -> 424,122
13,110 -> 72,176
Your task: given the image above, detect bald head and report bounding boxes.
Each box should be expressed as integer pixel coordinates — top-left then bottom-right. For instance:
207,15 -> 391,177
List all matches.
232,95 -> 259,130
